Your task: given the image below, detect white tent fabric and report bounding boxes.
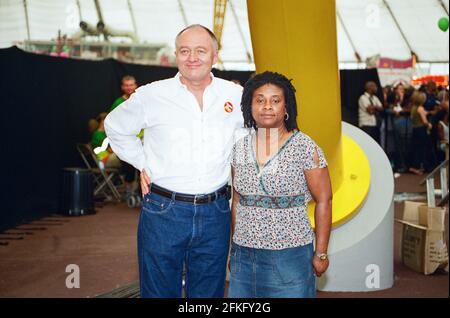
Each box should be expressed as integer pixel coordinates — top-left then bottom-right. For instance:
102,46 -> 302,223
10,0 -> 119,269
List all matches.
337,0 -> 449,62
0,0 -> 448,70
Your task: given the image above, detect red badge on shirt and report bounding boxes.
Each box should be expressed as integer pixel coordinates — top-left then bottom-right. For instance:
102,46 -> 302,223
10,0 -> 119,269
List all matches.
224,101 -> 234,113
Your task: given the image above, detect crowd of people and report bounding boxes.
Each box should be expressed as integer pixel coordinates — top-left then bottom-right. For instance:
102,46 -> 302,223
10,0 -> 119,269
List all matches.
359,80 -> 449,175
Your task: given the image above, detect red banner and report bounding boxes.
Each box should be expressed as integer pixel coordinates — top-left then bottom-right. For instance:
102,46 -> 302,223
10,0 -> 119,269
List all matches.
378,57 -> 413,69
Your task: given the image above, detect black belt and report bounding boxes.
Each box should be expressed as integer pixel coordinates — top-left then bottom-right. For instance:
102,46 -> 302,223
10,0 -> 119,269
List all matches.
150,184 -> 230,204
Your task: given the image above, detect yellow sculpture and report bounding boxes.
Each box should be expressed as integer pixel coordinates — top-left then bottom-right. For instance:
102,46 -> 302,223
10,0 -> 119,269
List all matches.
247,0 -> 371,227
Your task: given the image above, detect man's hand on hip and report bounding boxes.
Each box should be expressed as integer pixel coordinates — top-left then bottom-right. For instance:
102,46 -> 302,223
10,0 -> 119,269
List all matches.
140,170 -> 151,197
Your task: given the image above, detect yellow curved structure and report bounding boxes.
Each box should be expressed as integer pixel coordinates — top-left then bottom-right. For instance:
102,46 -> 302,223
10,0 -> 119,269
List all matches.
247,0 -> 370,227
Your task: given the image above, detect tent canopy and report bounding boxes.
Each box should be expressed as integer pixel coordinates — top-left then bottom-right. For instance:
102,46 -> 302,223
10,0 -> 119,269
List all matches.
337,0 -> 449,62
0,0 -> 448,70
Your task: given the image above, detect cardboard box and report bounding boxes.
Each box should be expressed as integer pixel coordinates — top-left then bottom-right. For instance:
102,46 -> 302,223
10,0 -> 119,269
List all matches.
401,224 -> 448,274
396,201 -> 449,275
418,205 -> 446,231
402,200 -> 424,223
401,223 -> 426,273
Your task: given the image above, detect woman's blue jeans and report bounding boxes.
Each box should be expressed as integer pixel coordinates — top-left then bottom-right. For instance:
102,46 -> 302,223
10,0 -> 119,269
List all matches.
228,242 -> 316,298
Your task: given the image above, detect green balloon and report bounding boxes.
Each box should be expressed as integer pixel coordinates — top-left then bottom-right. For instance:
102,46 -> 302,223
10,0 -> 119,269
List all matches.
438,17 -> 449,32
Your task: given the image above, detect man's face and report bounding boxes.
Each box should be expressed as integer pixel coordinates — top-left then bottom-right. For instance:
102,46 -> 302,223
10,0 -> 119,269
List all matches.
175,27 -> 218,83
121,80 -> 137,96
368,83 -> 378,94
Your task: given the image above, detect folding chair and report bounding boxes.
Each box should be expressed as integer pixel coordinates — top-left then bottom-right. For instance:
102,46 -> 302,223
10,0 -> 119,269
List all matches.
76,143 -> 123,202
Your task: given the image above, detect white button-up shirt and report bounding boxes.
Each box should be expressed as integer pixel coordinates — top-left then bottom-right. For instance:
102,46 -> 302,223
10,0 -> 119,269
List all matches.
104,72 -> 244,194
358,92 -> 382,127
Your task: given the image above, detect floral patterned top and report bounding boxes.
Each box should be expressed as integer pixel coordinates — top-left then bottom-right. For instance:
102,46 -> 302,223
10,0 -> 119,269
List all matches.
231,130 -> 328,250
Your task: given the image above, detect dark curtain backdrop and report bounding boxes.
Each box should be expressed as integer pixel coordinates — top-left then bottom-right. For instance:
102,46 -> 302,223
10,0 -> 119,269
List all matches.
340,68 -> 383,126
0,46 -> 253,232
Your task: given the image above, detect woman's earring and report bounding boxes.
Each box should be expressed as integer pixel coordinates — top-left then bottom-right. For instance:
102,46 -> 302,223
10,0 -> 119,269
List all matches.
284,112 -> 289,121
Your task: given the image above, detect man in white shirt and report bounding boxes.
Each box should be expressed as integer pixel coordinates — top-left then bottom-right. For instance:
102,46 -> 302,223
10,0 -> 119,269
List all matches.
358,81 -> 383,143
104,25 -> 243,298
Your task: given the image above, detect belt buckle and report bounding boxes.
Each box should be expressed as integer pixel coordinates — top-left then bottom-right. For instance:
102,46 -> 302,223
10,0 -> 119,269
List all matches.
194,194 -> 210,204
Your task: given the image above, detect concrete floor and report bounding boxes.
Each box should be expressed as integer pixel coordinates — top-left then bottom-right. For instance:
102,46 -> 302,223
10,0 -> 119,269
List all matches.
0,173 -> 448,298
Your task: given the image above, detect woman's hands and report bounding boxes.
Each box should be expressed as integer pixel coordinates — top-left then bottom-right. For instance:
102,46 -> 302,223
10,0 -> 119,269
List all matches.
312,256 -> 329,277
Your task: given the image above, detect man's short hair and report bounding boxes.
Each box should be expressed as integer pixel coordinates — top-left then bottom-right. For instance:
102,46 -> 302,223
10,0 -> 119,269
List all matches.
175,24 -> 219,51
122,75 -> 136,84
365,81 -> 377,91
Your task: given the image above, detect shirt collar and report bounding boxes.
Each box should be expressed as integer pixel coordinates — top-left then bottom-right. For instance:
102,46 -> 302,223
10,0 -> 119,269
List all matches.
174,72 -> 219,96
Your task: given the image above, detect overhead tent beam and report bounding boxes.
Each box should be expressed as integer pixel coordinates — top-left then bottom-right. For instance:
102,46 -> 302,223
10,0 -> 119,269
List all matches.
177,0 -> 189,27
76,0 -> 82,21
213,0 -> 228,51
437,0 -> 449,15
94,0 -> 107,40
23,0 -> 31,41
94,0 -> 105,24
336,9 -> 362,63
229,0 -> 253,63
383,0 -> 416,58
127,0 -> 139,41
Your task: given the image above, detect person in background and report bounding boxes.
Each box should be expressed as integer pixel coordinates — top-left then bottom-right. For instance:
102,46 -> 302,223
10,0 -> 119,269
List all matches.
382,85 -> 392,108
88,118 -> 99,135
108,75 -> 140,193
436,91 -> 449,162
91,112 -> 136,196
358,81 -> 383,143
424,80 -> 440,115
409,91 -> 433,175
390,90 -> 411,173
394,83 -> 406,106
424,81 -> 441,169
437,86 -> 447,103
402,85 -> 415,110
90,112 -> 121,169
385,91 -> 402,170
109,75 -> 138,112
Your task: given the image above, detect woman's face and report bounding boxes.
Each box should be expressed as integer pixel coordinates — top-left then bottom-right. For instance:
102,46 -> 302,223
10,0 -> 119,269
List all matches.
396,84 -> 405,95
251,84 -> 287,129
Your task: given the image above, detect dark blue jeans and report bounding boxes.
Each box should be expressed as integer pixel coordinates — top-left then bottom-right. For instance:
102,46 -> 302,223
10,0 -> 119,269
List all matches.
228,243 -> 316,298
137,190 -> 231,298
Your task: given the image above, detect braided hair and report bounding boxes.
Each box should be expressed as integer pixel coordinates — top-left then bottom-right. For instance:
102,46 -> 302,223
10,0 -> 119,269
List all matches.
241,71 -> 299,131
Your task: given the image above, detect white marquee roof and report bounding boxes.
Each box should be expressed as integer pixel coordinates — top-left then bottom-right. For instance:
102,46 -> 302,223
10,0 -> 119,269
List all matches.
1,0 -> 448,70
